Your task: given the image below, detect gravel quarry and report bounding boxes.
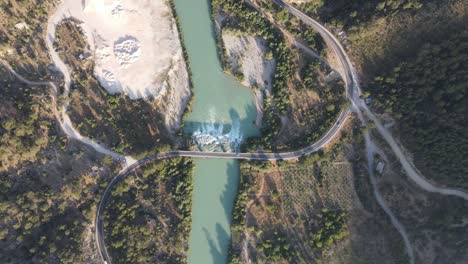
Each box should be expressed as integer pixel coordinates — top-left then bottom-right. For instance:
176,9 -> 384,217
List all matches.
49,0 -> 189,101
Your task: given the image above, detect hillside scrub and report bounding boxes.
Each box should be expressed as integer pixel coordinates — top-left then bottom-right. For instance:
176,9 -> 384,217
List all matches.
0,76 -> 55,171
367,31 -> 468,189
103,158 -> 194,263
0,77 -> 120,262
292,0 -> 466,78
214,0 -> 345,152
294,0 -> 427,30
0,0 -> 55,76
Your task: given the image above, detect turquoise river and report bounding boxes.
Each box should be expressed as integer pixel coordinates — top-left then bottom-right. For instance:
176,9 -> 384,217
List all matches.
172,0 -> 259,263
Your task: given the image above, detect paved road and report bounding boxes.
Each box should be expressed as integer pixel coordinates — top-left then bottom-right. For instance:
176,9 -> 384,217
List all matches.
267,2 -> 417,262
269,0 -> 355,96
59,0 -> 465,262
94,1 -> 361,263
273,0 -> 468,201
94,107 -> 350,263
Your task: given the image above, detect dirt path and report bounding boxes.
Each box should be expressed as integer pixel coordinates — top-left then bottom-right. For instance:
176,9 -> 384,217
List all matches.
242,174 -> 267,262
0,60 -> 135,167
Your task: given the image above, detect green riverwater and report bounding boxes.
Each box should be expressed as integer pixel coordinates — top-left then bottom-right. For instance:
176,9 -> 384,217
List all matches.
172,0 -> 259,263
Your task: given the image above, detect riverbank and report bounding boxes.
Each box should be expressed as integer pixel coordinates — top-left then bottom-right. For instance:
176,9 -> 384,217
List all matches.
172,0 -> 260,263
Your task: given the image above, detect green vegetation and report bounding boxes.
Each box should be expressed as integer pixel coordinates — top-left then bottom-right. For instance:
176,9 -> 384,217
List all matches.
229,161 -> 300,263
368,31 -> 468,188
0,76 -> 55,170
308,208 -> 347,249
258,0 -> 326,55
214,0 -> 346,151
55,21 -> 173,157
230,133 -> 418,263
213,0 -> 294,149
103,158 -> 194,263
231,161 -> 270,231
295,0 -> 426,30
0,165 -> 114,263
258,231 -> 296,262
229,156 -> 350,263
0,0 -> 55,76
0,78 -> 119,262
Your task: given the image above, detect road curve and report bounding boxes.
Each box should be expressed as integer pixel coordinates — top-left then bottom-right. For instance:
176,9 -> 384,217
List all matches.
93,1 -> 358,262
273,0 -> 468,201
0,61 -> 135,167
95,107 -> 350,263
73,0 -> 466,262
266,1 -> 417,262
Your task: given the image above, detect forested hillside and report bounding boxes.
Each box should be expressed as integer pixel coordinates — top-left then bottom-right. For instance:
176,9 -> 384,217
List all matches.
296,0 -> 427,29
292,0 -> 466,78
368,31 -> 468,188
103,158 -> 194,263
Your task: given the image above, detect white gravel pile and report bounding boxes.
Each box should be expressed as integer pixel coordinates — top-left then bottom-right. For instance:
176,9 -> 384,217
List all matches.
50,0 -> 189,101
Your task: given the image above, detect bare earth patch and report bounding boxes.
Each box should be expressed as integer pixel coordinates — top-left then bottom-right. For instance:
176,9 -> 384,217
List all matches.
50,0 -> 191,132
222,33 -> 275,126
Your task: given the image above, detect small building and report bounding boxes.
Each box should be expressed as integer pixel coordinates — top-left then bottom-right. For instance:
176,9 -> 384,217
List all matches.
365,97 -> 373,105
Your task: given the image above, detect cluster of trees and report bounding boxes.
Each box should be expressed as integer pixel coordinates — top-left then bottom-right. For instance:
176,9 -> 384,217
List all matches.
1,59 -> 121,263
0,146 -> 117,262
308,208 -> 347,249
289,58 -> 346,149
259,232 -> 296,262
104,158 -> 194,263
0,190 -> 87,262
228,160 -> 270,263
213,0 -> 294,150
230,161 -> 268,232
295,0 -> 426,30
260,0 -> 326,56
368,31 -> 468,188
0,0 -> 54,74
0,82 -> 55,170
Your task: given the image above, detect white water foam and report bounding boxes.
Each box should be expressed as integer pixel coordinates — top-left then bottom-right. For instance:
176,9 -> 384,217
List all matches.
191,108 -> 243,152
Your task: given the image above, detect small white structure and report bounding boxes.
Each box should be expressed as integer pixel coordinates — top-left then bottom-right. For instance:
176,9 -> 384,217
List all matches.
15,22 -> 29,30
376,161 -> 385,174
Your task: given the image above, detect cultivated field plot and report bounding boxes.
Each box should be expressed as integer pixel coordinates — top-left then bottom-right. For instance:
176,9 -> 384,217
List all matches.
280,163 -> 362,215
229,158 -> 407,264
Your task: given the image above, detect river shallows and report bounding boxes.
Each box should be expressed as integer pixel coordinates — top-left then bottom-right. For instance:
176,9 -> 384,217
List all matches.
172,0 -> 259,263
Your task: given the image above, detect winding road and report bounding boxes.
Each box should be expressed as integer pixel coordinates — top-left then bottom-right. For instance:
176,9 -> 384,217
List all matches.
3,0 -> 466,263
94,108 -> 351,263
